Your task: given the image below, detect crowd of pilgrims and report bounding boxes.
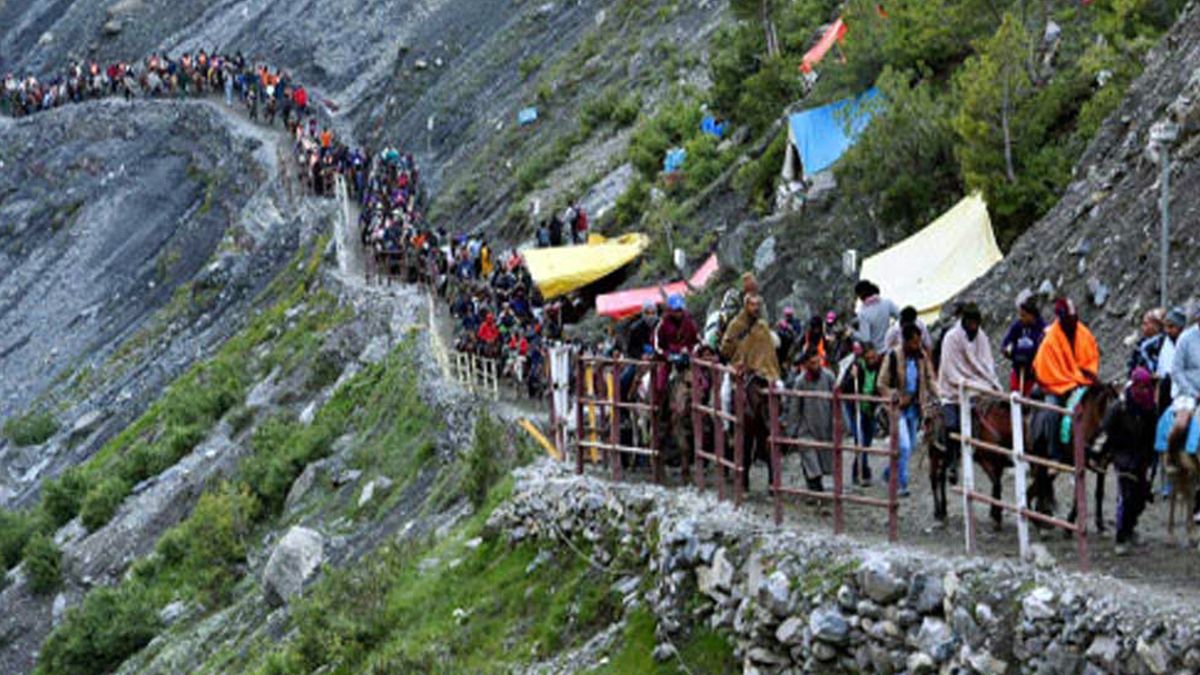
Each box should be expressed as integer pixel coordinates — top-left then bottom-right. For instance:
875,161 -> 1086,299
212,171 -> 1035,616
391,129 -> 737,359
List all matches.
19,49 -> 1200,556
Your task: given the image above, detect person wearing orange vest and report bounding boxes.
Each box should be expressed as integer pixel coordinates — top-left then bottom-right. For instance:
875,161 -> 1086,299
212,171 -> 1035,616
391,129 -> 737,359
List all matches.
1033,298 -> 1101,403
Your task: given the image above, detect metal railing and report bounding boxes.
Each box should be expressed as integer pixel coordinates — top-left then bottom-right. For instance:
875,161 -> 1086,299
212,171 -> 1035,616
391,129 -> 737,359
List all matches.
690,359 -> 745,504
952,382 -> 1089,570
765,385 -> 901,541
574,355 -> 663,483
453,352 -> 499,400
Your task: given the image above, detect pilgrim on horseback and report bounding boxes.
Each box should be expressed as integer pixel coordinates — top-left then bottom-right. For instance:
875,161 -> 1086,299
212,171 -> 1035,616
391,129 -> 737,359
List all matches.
1155,307 -> 1200,539
935,303 -> 1006,526
1029,298 -> 1114,525
654,294 -> 700,471
720,293 -> 782,492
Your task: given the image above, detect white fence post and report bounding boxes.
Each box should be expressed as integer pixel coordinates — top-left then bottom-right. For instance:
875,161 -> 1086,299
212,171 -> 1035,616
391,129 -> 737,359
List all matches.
1010,392 -> 1031,563
960,384 -> 976,555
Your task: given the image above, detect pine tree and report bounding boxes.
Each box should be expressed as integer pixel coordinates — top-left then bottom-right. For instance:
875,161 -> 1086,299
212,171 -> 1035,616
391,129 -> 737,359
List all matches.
953,13 -> 1034,189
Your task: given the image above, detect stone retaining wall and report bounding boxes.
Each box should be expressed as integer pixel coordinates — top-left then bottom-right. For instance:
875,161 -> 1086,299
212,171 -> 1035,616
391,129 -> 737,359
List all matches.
488,461 -> 1200,674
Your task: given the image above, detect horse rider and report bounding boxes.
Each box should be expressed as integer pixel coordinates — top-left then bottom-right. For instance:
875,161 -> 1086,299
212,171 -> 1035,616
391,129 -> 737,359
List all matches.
1032,298 -> 1101,455
721,293 -> 782,490
854,280 -> 900,349
620,300 -> 658,398
1164,308 -> 1200,451
878,323 -> 940,497
654,294 -> 699,463
936,303 -> 1002,483
1000,296 -> 1046,396
654,294 -> 699,392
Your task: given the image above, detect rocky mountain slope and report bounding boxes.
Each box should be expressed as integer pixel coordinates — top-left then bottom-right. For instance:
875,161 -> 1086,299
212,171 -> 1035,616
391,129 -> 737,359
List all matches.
964,2 -> 1200,374
3,0 -> 1200,672
0,99 -> 316,507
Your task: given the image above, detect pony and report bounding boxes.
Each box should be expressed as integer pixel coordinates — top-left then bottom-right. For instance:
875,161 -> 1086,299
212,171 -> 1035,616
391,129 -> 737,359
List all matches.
1027,385 -> 1116,530
1165,421 -> 1200,545
736,373 -> 775,494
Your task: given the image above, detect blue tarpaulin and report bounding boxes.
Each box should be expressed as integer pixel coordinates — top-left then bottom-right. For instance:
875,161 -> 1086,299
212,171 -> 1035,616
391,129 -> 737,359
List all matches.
784,87 -> 880,177
518,107 -> 539,125
663,147 -> 687,173
700,115 -> 727,139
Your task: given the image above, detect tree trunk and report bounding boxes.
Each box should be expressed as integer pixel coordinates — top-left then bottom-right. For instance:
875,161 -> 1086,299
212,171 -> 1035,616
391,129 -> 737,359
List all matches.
1001,76 -> 1017,183
760,0 -> 779,58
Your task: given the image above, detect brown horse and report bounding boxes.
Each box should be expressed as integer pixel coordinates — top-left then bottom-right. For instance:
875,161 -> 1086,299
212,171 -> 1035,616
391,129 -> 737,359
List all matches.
973,399 -> 1017,529
1028,385 -> 1116,530
1165,421 -> 1200,544
736,373 -> 774,493
929,398 -> 1015,529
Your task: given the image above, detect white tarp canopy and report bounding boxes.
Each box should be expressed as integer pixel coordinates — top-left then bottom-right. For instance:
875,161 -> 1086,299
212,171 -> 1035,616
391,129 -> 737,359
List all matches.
859,193 -> 1003,323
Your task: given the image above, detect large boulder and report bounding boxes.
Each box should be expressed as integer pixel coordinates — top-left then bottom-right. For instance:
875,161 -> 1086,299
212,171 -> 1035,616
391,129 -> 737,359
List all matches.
262,526 -> 325,607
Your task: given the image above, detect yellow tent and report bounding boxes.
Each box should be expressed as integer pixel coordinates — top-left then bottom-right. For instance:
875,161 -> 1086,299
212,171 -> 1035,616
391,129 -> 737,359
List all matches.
859,193 -> 1003,323
521,233 -> 649,300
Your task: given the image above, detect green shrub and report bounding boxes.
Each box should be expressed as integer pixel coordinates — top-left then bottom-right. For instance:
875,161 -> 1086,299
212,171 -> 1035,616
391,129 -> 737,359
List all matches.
3,410 -> 59,447
611,179 -> 651,229
80,477 -> 130,532
162,423 -> 207,460
42,468 -> 87,527
39,584 -> 162,675
518,55 -> 543,80
23,533 -> 62,594
171,484 -> 259,604
466,414 -> 502,508
0,509 -> 33,570
734,128 -> 787,214
118,441 -> 173,485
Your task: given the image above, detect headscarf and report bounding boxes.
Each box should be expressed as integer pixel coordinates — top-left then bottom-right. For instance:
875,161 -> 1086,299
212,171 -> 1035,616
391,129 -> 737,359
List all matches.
1129,366 -> 1155,412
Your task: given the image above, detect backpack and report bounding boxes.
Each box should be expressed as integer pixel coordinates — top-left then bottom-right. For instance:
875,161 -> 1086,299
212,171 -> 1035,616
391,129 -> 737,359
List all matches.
574,207 -> 588,232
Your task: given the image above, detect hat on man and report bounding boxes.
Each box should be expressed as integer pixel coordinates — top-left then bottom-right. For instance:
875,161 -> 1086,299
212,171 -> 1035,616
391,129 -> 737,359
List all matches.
1166,307 -> 1187,327
667,294 -> 685,311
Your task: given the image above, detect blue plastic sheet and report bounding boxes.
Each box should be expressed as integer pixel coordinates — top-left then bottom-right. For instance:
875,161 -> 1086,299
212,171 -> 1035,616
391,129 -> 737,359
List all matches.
787,87 -> 880,175
663,147 -> 687,173
700,115 -> 727,139
518,107 -> 539,125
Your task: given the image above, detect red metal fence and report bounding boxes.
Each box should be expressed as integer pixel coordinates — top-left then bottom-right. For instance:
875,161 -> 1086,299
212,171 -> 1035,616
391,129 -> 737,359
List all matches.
952,382 -> 1090,571
690,359 -> 745,504
765,385 -> 901,542
574,354 -> 663,483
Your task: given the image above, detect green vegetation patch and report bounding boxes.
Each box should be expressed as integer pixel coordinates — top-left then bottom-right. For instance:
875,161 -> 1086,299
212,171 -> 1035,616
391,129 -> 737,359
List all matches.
2,410 -> 59,447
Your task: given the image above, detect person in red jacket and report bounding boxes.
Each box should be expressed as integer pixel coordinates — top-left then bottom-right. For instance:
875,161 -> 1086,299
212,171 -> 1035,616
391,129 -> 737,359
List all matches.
653,294 -> 699,396
293,85 -> 308,115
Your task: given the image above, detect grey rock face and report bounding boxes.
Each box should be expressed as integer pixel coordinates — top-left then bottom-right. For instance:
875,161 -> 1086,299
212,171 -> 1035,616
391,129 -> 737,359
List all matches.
262,526 -> 325,607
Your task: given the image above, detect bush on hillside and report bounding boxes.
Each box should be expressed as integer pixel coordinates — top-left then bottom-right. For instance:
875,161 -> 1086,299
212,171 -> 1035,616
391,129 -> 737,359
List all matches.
0,509 -> 33,570
466,413 -> 503,509
81,477 -> 130,532
3,411 -> 59,447
38,584 -> 161,675
42,468 -> 88,528
23,533 -> 62,594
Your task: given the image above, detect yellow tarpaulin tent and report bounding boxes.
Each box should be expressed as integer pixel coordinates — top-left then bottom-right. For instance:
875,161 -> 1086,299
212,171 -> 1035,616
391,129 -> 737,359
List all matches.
859,193 -> 1003,323
521,233 -> 649,300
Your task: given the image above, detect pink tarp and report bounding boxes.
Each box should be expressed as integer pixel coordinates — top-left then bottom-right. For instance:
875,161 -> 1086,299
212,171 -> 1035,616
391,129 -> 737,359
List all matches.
800,18 -> 847,74
595,254 -> 720,320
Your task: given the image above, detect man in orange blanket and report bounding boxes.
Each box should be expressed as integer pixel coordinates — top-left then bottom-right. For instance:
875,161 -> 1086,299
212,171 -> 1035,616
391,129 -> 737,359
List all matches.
1034,298 -> 1101,402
